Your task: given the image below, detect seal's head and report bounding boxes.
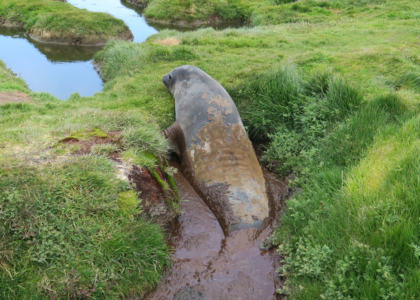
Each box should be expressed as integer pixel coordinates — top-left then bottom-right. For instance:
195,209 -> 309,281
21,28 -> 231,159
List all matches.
162,65 -> 209,97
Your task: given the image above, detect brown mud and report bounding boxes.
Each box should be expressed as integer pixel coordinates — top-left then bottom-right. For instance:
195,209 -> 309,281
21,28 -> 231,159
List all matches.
28,29 -> 134,46
0,92 -> 31,105
0,18 -> 24,28
144,160 -> 289,300
129,165 -> 179,226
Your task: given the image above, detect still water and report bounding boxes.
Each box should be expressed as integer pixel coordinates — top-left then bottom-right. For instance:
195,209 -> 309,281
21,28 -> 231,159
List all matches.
0,28 -> 104,100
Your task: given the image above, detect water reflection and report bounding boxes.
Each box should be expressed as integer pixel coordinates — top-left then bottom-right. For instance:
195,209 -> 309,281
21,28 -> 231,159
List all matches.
0,28 -> 103,100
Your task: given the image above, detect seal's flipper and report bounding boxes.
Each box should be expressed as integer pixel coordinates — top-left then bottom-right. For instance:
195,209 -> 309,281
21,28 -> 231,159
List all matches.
163,121 -> 182,157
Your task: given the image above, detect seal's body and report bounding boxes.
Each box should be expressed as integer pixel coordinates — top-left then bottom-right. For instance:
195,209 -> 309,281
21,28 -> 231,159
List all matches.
163,65 -> 269,234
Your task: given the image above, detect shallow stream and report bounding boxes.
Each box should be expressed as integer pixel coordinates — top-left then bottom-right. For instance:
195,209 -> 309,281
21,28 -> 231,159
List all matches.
144,161 -> 287,300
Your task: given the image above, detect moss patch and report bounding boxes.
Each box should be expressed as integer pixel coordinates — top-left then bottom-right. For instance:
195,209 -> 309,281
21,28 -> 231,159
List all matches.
117,190 -> 142,215
60,128 -> 109,142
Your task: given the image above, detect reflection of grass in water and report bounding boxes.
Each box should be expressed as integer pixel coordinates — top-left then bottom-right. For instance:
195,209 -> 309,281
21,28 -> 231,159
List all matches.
29,38 -> 103,62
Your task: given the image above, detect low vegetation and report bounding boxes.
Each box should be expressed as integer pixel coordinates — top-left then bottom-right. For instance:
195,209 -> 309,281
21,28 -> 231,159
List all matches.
138,0 -> 418,26
0,0 -> 132,45
2,0 -> 420,298
96,0 -> 420,297
0,61 -> 175,298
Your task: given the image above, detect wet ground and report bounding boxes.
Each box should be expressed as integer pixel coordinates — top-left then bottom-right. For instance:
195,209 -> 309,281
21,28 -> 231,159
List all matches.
144,161 -> 289,300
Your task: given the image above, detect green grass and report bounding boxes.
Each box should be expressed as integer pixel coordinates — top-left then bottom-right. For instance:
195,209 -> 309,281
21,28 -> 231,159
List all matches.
2,0 -> 420,298
0,156 -> 169,299
141,0 -> 420,26
0,0 -> 132,44
0,60 -> 28,93
0,63 -> 174,298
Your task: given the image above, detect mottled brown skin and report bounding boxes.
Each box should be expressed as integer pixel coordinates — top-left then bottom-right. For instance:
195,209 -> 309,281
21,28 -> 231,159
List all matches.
163,65 -> 269,234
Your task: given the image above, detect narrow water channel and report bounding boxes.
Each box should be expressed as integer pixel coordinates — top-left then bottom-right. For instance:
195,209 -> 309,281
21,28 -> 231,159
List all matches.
144,161 -> 287,300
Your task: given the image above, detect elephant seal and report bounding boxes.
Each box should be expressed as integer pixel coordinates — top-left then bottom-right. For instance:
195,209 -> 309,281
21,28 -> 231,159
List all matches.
162,65 -> 269,234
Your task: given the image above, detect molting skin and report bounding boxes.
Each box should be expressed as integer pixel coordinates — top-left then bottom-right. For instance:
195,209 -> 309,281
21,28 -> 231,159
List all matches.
163,65 -> 269,234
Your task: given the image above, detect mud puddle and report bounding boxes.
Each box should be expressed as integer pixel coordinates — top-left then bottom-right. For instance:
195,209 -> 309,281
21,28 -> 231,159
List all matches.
144,161 -> 289,300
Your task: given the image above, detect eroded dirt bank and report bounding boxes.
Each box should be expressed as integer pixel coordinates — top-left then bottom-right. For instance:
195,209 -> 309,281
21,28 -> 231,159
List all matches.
144,161 -> 289,300
28,29 -> 134,46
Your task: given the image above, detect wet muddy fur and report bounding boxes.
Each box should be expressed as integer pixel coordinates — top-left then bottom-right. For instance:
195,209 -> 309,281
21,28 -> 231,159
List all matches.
163,65 -> 270,235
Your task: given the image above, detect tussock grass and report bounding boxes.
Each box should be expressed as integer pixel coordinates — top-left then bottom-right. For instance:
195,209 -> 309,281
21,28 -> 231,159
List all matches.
275,111 -> 420,299
392,72 -> 420,93
239,62 -> 418,299
95,40 -> 199,81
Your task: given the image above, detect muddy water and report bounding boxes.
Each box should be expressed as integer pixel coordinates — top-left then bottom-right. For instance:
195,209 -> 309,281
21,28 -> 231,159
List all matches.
145,162 -> 288,300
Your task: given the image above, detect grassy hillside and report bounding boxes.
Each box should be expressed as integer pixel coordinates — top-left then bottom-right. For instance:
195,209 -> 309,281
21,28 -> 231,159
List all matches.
0,0 -> 133,45
1,0 -> 420,298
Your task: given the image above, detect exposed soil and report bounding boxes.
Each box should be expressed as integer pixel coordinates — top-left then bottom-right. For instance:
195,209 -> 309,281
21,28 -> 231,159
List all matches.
61,131 -> 121,154
146,16 -> 227,26
153,38 -> 181,46
144,160 -> 290,300
0,92 -> 31,105
129,165 -> 179,226
0,18 -> 24,28
28,29 -> 134,46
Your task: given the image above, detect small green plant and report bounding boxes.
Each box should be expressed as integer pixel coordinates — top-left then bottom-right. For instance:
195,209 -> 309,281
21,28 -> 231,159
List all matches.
122,126 -> 168,155
0,156 -> 170,298
91,143 -> 119,155
117,190 -> 142,215
60,128 -> 108,142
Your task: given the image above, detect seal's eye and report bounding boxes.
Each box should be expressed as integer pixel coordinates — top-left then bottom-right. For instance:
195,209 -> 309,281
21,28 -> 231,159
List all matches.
168,74 -> 172,81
